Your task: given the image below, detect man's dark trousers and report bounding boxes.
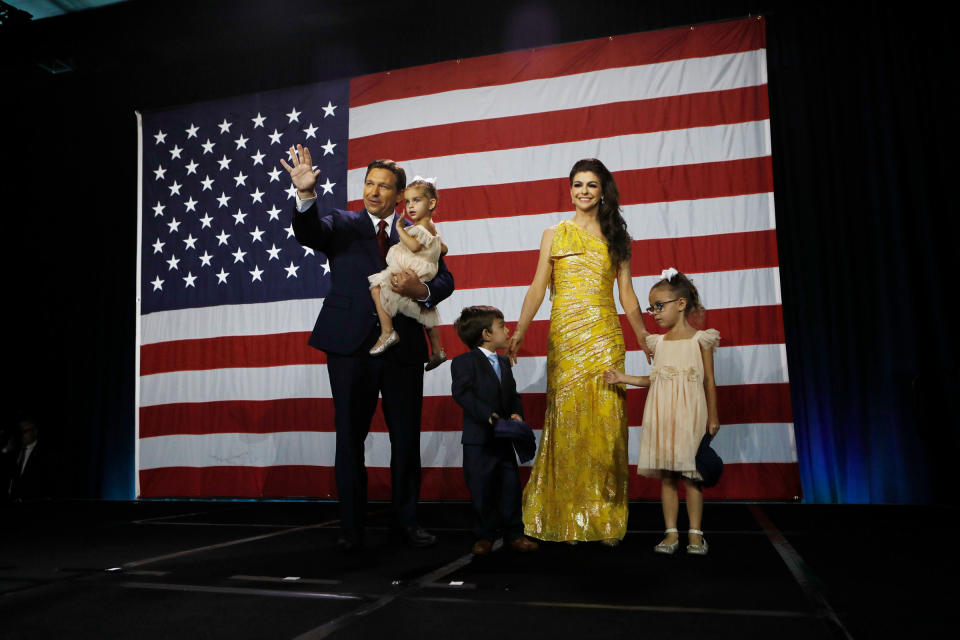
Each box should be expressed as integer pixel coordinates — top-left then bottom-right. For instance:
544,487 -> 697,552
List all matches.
327,330 -> 426,539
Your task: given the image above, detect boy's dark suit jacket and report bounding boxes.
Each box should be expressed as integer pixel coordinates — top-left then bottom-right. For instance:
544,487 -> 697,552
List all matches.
450,350 -> 524,443
450,348 -> 525,540
293,203 -> 454,540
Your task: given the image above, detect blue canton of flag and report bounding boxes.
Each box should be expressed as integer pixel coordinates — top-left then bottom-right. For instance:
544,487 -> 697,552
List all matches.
140,81 -> 348,314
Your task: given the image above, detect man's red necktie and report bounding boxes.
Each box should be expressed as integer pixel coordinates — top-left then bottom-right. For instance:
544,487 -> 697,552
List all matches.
376,220 -> 389,262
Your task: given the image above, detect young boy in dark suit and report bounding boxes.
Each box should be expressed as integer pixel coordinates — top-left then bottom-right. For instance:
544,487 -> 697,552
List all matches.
451,306 -> 539,555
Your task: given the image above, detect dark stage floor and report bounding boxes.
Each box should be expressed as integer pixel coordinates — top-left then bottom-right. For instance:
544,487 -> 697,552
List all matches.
0,500 -> 952,639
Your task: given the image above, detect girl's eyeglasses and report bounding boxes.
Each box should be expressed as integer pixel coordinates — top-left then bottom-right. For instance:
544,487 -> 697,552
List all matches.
645,299 -> 679,314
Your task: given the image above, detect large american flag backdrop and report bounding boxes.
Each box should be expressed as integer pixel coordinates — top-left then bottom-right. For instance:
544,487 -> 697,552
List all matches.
137,16 -> 801,500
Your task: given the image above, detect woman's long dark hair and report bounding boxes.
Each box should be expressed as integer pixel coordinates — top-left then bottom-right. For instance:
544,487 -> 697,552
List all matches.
569,158 -> 632,267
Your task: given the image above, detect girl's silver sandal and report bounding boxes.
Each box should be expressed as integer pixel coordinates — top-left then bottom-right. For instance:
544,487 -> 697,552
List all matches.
686,528 -> 709,555
654,528 -> 680,554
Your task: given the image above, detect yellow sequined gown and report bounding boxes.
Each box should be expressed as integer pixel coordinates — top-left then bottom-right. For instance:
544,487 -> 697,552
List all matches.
522,221 -> 629,541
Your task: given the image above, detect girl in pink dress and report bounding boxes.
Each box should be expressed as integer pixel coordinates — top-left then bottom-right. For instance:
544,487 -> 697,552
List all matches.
368,177 -> 448,370
604,268 -> 720,555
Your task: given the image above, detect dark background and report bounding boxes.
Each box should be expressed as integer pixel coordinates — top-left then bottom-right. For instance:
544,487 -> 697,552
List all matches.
1,0 -> 953,503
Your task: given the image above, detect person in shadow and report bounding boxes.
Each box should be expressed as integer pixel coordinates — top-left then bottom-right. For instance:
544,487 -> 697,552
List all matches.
2,418 -> 52,501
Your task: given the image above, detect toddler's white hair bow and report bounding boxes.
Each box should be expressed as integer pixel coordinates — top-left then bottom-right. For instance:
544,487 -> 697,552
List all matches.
410,175 -> 437,185
660,267 -> 679,281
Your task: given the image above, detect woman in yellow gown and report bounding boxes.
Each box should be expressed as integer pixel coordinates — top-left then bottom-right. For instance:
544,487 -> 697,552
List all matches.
507,159 -> 652,544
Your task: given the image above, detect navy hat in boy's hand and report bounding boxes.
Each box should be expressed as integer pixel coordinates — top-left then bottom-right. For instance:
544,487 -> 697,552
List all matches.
492,418 -> 537,463
695,433 -> 724,488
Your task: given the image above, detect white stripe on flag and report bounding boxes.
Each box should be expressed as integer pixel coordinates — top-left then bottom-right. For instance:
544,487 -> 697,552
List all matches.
446,268 -> 783,320
138,421 -> 796,470
139,343 -> 788,407
349,50 -> 768,138
626,423 -> 798,466
138,267 -> 782,345
140,298 -> 323,345
444,193 -> 775,256
709,421 -> 798,465
347,121 -> 772,197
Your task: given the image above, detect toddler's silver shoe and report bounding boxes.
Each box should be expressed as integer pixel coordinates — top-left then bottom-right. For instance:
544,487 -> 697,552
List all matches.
370,331 -> 399,355
425,350 -> 447,371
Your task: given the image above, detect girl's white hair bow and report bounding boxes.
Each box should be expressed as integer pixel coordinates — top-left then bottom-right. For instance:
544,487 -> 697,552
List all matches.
660,267 -> 679,281
410,175 -> 437,185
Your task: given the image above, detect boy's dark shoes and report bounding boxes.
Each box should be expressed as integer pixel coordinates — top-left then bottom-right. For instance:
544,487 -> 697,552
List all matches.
506,536 -> 539,552
472,539 -> 494,555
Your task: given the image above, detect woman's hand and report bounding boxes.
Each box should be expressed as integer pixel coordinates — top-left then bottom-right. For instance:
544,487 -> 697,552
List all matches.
506,332 -> 524,365
509,227 -> 554,365
707,419 -> 720,436
616,259 -> 653,365
638,330 -> 653,364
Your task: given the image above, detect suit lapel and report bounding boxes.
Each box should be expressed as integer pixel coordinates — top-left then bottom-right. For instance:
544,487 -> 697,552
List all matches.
354,209 -> 376,238
355,209 -> 383,267
390,214 -> 403,245
475,349 -> 500,387
495,354 -> 510,408
475,350 -> 510,414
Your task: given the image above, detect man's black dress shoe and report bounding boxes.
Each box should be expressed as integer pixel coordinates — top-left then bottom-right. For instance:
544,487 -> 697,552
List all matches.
401,525 -> 438,548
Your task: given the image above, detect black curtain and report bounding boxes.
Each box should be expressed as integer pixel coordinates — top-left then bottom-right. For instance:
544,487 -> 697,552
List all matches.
766,5 -> 955,502
1,1 -> 953,502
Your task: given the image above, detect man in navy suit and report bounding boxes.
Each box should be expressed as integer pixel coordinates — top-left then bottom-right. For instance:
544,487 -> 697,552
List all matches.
283,145 -> 454,549
450,306 -> 538,555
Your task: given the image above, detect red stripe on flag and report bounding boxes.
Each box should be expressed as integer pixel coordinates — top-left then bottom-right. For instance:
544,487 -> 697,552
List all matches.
348,157 -> 775,221
350,18 -> 765,107
513,384 -> 792,431
140,332 -> 326,376
348,86 -> 770,169
444,230 -> 780,290
139,461 -> 798,501
140,398 -> 326,437
138,306 -> 782,376
138,383 -> 791,437
623,383 -> 793,428
628,462 -> 802,500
